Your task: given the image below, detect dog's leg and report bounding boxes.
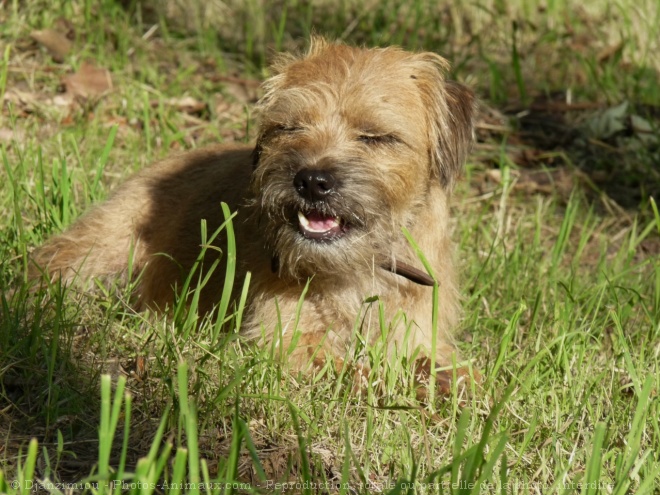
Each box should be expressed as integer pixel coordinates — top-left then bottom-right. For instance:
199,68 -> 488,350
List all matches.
29,192 -> 150,287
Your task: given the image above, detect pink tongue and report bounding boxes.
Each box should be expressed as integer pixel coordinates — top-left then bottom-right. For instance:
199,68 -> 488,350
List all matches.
307,212 -> 337,231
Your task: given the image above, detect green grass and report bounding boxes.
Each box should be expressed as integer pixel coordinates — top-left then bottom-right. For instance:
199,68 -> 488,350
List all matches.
1,0 -> 659,493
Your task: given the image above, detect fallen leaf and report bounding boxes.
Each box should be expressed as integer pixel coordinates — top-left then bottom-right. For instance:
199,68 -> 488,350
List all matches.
63,62 -> 113,99
53,18 -> 75,39
213,93 -> 244,117
30,29 -> 72,62
0,128 -> 25,143
487,167 -> 584,200
630,114 -> 659,145
583,101 -> 628,140
221,78 -> 259,104
163,96 -> 207,115
597,42 -> 623,63
3,87 -> 73,119
52,94 -> 74,107
3,88 -> 40,116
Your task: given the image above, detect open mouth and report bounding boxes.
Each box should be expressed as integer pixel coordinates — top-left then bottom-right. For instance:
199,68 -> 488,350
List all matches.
297,210 -> 346,241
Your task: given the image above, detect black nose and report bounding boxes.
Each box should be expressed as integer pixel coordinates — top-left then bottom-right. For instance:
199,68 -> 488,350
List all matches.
293,169 -> 337,202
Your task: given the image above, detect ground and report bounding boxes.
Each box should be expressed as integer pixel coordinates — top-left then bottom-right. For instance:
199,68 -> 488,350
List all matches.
0,1 -> 659,493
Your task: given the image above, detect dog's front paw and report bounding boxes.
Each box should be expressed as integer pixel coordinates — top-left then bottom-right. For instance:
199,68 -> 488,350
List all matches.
414,357 -> 482,404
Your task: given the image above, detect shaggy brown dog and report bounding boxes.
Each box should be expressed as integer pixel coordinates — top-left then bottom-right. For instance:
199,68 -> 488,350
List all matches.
31,38 -> 477,394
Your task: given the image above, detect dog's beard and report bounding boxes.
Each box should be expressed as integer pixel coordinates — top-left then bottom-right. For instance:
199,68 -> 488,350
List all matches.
252,170 -> 395,281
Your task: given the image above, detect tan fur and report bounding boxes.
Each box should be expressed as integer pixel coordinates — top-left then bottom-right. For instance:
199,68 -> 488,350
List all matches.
31,38 -> 476,382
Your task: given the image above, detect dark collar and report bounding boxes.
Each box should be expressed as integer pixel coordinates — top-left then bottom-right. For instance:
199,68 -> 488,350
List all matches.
270,255 -> 435,286
380,259 -> 435,286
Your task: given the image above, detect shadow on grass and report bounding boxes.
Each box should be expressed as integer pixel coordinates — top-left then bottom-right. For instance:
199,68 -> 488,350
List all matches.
0,282 -> 148,482
501,95 -> 660,208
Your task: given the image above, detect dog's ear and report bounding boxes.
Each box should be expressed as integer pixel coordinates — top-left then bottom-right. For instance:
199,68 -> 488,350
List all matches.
410,52 -> 476,188
434,81 -> 476,188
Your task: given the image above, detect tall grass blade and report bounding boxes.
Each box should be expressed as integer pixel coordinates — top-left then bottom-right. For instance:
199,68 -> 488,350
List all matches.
581,422 -> 606,495
288,401 -> 313,495
612,375 -> 655,495
98,375 -> 126,491
215,203 -> 238,334
223,401 -> 243,494
177,362 -> 200,494
169,448 -> 189,495
0,44 -> 10,101
16,439 -> 39,495
92,124 -> 118,196
401,227 -> 438,404
488,302 -> 526,388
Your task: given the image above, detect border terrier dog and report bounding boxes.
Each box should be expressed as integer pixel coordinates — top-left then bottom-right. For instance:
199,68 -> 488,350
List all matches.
31,38 -> 477,394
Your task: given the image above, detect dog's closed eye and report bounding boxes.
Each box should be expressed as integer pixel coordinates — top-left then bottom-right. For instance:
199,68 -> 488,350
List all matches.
357,133 -> 400,145
274,124 -> 304,134
265,124 -> 305,136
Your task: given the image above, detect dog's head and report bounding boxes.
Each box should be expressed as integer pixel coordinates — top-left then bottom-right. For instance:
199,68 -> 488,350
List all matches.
251,37 -> 476,280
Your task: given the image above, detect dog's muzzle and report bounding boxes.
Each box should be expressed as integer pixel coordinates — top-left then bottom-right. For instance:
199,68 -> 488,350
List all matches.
286,168 -> 434,285
293,168 -> 347,241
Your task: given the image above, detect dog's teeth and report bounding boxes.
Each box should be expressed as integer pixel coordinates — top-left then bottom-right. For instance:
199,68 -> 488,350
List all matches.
298,211 -> 311,229
298,211 -> 340,234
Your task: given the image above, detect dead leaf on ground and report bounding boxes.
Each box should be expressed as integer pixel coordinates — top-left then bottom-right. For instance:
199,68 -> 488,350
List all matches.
583,101 -> 629,140
487,167 -> 585,199
3,87 -> 72,118
0,128 -> 26,143
155,96 -> 207,115
30,29 -> 72,62
597,42 -> 624,63
219,77 -> 260,104
53,17 -> 76,39
63,62 -> 113,100
213,93 -> 245,117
